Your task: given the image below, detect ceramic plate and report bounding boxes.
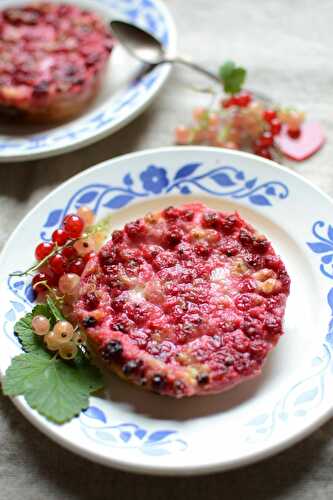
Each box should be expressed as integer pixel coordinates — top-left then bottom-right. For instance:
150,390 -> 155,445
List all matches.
1,147 -> 333,475
0,0 -> 176,162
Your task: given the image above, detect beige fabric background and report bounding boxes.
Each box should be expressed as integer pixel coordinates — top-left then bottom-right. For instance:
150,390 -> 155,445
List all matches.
1,0 -> 333,498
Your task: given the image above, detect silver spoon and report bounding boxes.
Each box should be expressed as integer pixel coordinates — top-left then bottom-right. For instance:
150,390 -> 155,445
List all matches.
110,20 -> 270,102
111,20 -> 222,83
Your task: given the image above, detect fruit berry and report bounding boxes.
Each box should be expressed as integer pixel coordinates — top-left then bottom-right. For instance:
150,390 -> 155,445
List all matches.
285,110 -> 303,130
61,245 -> 78,259
287,127 -> 301,139
197,373 -> 210,385
35,242 -> 54,261
44,267 -> 60,287
53,320 -> 74,343
73,330 -> 87,345
49,253 -> 67,275
222,96 -> 237,108
76,206 -> 95,227
32,272 -> 48,293
120,360 -> 138,375
73,237 -> 96,257
63,214 -> 84,238
256,148 -> 272,160
174,92 -> 305,158
263,109 -> 276,123
52,228 -> 70,246
68,257 -> 85,276
44,331 -> 60,351
31,315 -> 50,336
101,340 -> 123,360
58,273 -> 80,296
236,92 -> 252,107
83,251 -> 97,263
175,125 -> 191,145
152,374 -> 166,391
208,112 -> 221,127
58,341 -> 78,360
82,316 -> 97,327
257,131 -> 274,148
270,118 -> 282,136
192,106 -> 207,121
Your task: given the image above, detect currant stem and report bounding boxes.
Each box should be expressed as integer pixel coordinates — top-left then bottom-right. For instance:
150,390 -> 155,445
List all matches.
85,214 -> 113,236
10,239 -> 75,277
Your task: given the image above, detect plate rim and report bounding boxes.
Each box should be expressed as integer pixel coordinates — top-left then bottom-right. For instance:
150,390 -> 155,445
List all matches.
1,146 -> 333,475
0,0 -> 177,162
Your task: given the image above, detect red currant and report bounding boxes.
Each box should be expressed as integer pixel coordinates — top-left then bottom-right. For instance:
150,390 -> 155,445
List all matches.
32,272 -> 48,292
68,257 -> 85,276
270,118 -> 282,136
222,96 -> 238,108
236,92 -> 252,107
263,109 -> 277,123
257,148 -> 272,160
49,254 -> 67,275
83,251 -> 97,264
43,267 -> 59,287
222,98 -> 232,108
52,228 -> 70,246
63,214 -> 84,238
287,127 -> 301,139
258,131 -> 274,148
35,242 -> 54,261
61,245 -> 78,259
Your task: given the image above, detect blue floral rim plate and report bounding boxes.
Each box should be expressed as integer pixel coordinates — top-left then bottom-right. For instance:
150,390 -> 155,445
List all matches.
0,0 -> 176,162
1,146 -> 332,475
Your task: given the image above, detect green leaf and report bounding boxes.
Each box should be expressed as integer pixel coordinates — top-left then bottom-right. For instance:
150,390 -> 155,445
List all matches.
219,60 -> 236,81
14,304 -> 52,353
3,353 -> 104,424
2,351 -> 51,395
224,67 -> 246,94
33,304 -> 51,317
6,296 -> 104,424
219,60 -> 247,95
72,361 -> 104,394
46,296 -> 65,322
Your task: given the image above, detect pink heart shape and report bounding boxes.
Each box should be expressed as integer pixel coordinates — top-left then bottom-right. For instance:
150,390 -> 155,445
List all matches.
275,121 -> 325,161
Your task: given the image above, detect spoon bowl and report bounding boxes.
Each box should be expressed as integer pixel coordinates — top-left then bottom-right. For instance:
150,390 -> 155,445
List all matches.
110,20 -> 165,65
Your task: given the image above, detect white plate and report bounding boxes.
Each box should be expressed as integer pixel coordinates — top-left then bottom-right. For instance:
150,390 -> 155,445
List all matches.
0,0 -> 176,162
1,146 -> 333,475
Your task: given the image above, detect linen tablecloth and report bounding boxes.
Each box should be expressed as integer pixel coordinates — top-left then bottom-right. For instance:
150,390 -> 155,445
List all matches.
1,0 -> 333,498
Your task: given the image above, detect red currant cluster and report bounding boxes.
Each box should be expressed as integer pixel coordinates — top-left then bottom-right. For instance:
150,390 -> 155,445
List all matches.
32,206 -> 96,298
23,205 -> 105,360
175,92 -> 305,160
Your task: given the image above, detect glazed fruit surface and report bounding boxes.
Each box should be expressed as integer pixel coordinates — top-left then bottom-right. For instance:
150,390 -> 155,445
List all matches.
74,202 -> 290,397
0,3 -> 114,120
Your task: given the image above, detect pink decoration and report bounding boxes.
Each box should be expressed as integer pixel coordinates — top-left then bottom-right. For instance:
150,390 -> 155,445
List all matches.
275,121 -> 325,161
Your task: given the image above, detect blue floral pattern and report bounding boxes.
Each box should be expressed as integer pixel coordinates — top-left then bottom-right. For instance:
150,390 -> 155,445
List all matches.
140,165 -> 169,193
307,221 -> 333,346
245,345 -> 331,443
80,407 -> 187,455
245,219 -> 333,443
0,0 -> 172,158
35,162 -> 288,241
307,221 -> 333,279
4,277 -> 36,346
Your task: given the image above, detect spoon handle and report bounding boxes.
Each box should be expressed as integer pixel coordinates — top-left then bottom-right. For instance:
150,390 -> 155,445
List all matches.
164,55 -> 221,83
162,56 -> 272,103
